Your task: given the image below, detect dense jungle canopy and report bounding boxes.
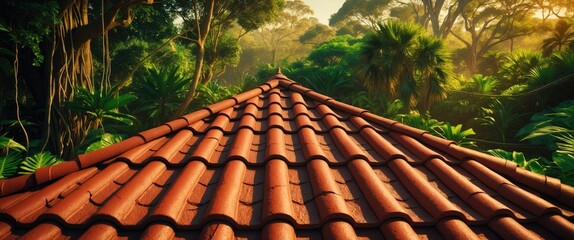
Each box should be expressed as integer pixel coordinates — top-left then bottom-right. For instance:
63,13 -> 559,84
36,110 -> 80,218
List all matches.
1,0 -> 574,185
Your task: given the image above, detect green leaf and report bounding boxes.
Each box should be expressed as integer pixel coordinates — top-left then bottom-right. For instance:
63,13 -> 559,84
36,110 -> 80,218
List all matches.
554,151 -> 574,185
0,135 -> 26,152
102,93 -> 137,110
512,151 -> 527,167
103,111 -> 136,126
525,160 -> 545,174
18,152 -> 62,175
434,123 -> 475,147
75,129 -> 106,154
555,133 -> 574,155
0,20 -> 10,32
488,149 -> 526,167
522,126 -> 574,141
553,152 -> 574,172
67,86 -> 137,127
86,133 -> 124,153
0,152 -> 22,179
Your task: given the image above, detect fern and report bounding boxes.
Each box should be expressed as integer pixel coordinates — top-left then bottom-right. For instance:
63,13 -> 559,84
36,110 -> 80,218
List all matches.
86,133 -> 124,153
0,152 -> 22,179
19,152 -> 62,175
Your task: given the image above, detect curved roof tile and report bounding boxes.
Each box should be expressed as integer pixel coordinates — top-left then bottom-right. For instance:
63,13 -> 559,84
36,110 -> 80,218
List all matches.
0,73 -> 573,239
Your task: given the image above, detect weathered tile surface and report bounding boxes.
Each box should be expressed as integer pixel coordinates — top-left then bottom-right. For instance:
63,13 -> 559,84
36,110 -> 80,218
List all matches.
1,73 -> 573,239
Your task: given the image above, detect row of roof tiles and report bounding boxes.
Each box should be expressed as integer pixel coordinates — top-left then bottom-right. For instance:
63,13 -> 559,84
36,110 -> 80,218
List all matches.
0,73 -> 573,239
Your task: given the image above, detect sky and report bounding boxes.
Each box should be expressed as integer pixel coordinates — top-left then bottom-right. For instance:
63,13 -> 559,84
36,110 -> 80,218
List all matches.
301,0 -> 346,25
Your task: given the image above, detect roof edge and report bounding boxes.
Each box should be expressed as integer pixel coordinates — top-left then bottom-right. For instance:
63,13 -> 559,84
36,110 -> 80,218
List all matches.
277,74 -> 574,208
0,74 -> 286,197
449,144 -> 574,207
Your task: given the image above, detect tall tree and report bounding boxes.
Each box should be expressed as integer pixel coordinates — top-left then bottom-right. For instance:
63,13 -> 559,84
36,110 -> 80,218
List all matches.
307,35 -> 360,67
202,33 -> 241,83
394,0 -> 470,39
256,0 -> 315,64
170,0 -> 284,118
360,20 -> 450,110
542,20 -> 574,56
92,3 -> 179,85
451,0 -> 537,74
329,0 -> 392,28
1,0 -> 153,158
534,0 -> 574,20
299,24 -> 336,46
169,0 -> 215,118
202,0 -> 284,83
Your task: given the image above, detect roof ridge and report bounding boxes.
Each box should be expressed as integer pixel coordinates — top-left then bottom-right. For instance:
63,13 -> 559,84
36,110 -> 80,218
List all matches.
0,74 -> 288,197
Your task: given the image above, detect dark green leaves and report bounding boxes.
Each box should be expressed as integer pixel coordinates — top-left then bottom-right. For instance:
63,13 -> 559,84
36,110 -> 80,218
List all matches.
487,149 -> 547,175
518,100 -> 574,150
360,20 -> 450,110
0,135 -> 61,179
86,133 -> 124,153
75,129 -> 125,154
67,86 -> 137,128
0,152 -> 21,179
434,123 -> 476,147
0,134 -> 26,152
0,0 -> 59,66
553,152 -> 574,185
130,66 -> 189,127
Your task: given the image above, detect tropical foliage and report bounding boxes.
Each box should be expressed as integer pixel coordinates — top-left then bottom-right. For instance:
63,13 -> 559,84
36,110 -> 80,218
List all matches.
487,149 -> 548,175
498,51 -> 545,90
0,135 -> 62,179
129,66 -> 190,127
18,152 -> 62,175
477,100 -> 525,143
434,123 -> 476,147
67,87 -> 137,130
518,100 -> 574,152
360,20 -> 450,110
192,81 -> 238,108
472,74 -> 498,94
351,94 -> 405,118
1,1 -> 574,186
542,20 -> 574,56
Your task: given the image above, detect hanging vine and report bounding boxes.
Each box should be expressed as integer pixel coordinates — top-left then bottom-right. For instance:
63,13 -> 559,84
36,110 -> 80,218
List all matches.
42,0 -> 153,158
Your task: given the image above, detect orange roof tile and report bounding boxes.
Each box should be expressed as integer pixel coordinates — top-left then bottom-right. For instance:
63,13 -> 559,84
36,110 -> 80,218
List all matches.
1,73 -> 573,239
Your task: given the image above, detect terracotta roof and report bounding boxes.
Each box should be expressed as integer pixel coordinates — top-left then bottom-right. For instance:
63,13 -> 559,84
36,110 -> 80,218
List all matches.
1,73 -> 573,239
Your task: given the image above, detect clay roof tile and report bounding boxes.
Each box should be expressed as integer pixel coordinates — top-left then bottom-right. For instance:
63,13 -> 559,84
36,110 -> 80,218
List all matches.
1,74 -> 572,239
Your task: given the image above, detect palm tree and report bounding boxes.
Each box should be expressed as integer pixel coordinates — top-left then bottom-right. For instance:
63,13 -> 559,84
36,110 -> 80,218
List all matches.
360,20 -> 450,111
498,51 -> 545,91
542,20 -> 574,56
130,66 -> 190,127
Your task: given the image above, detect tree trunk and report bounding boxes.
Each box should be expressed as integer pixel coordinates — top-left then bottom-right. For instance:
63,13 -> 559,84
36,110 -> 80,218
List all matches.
466,52 -> 479,75
172,0 -> 216,118
174,42 -> 206,117
202,63 -> 214,84
43,0 -> 94,158
40,0 -> 152,158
